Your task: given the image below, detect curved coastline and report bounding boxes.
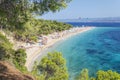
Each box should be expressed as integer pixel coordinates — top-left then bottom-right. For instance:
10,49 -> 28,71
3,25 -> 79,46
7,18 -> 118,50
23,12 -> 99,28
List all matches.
25,27 -> 95,71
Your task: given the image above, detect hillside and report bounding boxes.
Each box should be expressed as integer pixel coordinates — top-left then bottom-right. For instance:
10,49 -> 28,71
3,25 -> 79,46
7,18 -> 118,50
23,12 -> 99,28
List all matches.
0,19 -> 72,80
0,61 -> 34,80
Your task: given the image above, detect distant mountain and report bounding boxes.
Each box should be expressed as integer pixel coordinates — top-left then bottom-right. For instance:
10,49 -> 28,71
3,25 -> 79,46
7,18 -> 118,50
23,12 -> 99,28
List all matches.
57,17 -> 120,22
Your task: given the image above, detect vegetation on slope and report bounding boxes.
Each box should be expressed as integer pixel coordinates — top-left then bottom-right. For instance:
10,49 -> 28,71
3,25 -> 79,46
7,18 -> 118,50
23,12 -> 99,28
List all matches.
0,0 -> 72,79
0,0 -> 72,42
13,49 -> 27,71
76,69 -> 120,80
76,69 -> 89,80
0,33 -> 27,71
0,33 -> 13,60
0,61 -> 34,80
11,19 -> 72,42
32,52 -> 69,80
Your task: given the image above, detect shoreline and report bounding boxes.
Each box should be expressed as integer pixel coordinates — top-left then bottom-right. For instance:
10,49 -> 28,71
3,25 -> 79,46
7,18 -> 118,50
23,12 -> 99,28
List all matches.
25,27 -> 95,71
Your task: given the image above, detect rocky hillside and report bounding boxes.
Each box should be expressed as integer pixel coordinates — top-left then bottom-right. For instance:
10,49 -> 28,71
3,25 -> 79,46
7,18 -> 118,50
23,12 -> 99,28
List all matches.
0,61 -> 35,80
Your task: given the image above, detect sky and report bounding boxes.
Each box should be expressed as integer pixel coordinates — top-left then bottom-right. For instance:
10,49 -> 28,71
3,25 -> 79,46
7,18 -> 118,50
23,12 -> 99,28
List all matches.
40,0 -> 120,20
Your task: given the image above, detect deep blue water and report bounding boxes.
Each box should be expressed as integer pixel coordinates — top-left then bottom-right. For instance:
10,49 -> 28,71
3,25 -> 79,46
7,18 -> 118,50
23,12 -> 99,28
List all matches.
67,22 -> 120,27
40,26 -> 120,79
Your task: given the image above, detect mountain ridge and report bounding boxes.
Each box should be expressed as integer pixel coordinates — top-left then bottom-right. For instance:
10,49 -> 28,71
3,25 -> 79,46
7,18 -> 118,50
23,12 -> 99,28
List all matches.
57,17 -> 120,22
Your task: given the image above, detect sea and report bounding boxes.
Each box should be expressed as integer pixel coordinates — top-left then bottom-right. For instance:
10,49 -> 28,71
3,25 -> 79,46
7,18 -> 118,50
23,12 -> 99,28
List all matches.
40,22 -> 120,79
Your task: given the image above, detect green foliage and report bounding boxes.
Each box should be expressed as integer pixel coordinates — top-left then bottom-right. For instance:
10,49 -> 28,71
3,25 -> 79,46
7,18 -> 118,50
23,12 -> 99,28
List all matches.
31,61 -> 44,80
0,33 -> 27,72
0,0 -> 72,42
13,49 -> 27,71
31,0 -> 72,15
0,0 -> 71,31
0,0 -> 32,29
32,52 -> 69,80
29,36 -> 38,42
76,69 -> 89,80
0,33 -> 14,60
37,20 -> 72,35
0,33 -> 27,71
77,69 -> 120,80
95,70 -> 120,80
9,19 -> 72,42
90,77 -> 96,80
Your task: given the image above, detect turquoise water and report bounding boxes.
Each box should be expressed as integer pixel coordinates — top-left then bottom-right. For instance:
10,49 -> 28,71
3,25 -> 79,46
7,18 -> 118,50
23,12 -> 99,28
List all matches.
41,27 -> 120,79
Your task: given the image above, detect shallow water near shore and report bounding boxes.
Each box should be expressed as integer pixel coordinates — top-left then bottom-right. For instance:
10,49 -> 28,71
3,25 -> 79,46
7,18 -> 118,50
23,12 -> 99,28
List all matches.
39,27 -> 120,79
